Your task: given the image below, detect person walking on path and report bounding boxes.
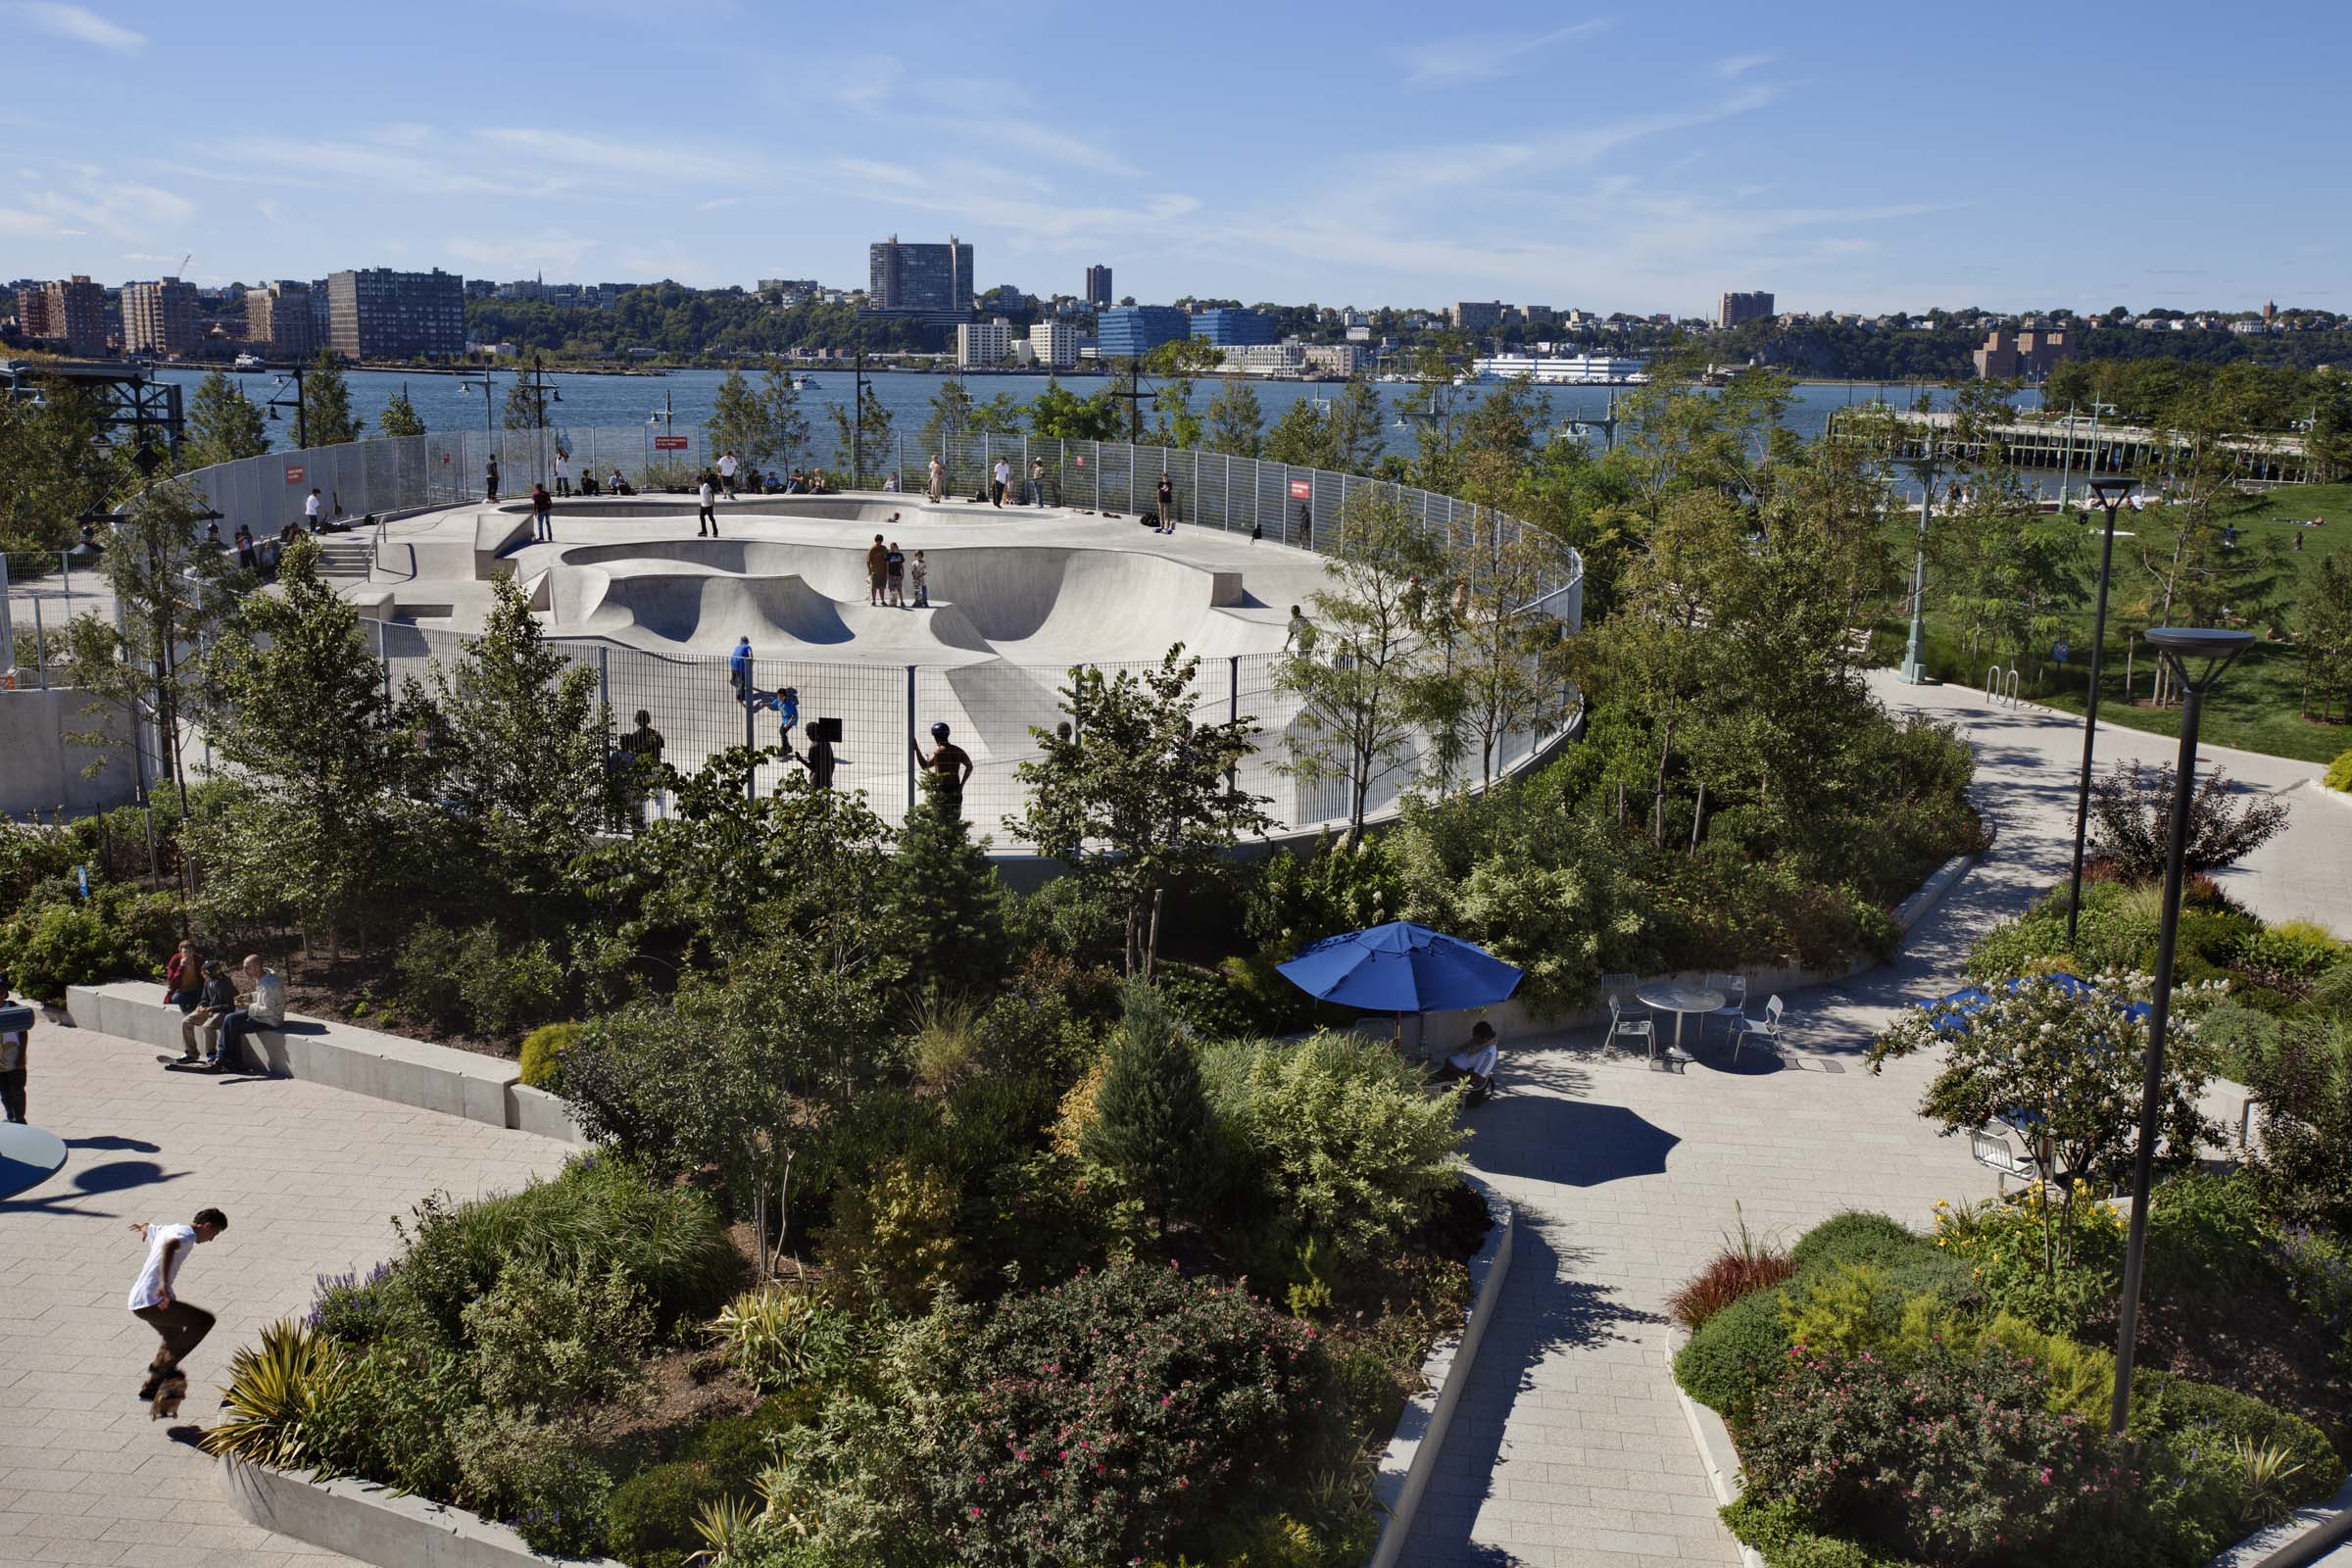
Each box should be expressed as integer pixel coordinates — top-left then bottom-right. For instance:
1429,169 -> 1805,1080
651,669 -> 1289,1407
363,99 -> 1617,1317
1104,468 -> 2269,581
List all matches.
927,454 -> 944,502
553,450 -> 571,498
1156,471 -> 1175,534
866,533 -> 889,606
531,483 -> 555,542
217,955 -> 284,1070
991,457 -> 1010,509
130,1208 -> 227,1414
697,472 -> 719,537
1,967 -> 30,1124
617,710 -> 666,823
886,541 -> 907,608
914,721 -> 973,814
1030,456 -> 1048,507
910,549 -> 929,608
485,457 -> 500,504
718,451 -> 739,499
1298,500 -> 1312,550
729,635 -> 754,701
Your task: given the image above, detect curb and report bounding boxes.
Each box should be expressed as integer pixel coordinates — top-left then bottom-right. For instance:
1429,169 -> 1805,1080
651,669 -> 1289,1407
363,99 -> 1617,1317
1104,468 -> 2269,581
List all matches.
219,1458 -> 626,1568
1365,1175 -> 1516,1568
2298,776 -> 2352,819
1664,1326 -> 1766,1568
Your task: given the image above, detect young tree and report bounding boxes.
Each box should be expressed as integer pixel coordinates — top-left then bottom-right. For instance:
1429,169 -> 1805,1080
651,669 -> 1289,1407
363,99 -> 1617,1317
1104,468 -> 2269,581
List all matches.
61,480 -> 240,808
1082,981 -> 1215,1239
378,388 -> 427,438
1928,482 -> 2089,674
0,375 -> 128,552
918,374 -> 976,476
827,380 -> 893,485
2299,554 -> 2352,720
1010,647 -> 1272,975
1324,375 -> 1388,476
1203,379 -> 1264,458
1262,395 -> 1330,470
706,360 -> 808,473
1453,505 -> 1576,784
888,772 -> 1010,998
183,370 -> 270,467
300,352 -> 363,446
416,577 -> 605,922
1142,338 -> 1220,450
501,376 -> 543,431
1277,489 -> 1453,846
1027,377 -> 1119,441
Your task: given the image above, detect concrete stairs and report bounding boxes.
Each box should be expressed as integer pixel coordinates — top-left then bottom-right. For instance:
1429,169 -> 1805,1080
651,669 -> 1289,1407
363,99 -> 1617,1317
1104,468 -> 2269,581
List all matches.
312,534 -> 374,580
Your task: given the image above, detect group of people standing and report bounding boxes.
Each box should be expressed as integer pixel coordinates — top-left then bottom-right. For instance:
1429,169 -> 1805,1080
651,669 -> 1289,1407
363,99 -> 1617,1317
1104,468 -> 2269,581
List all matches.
864,527 -> 929,609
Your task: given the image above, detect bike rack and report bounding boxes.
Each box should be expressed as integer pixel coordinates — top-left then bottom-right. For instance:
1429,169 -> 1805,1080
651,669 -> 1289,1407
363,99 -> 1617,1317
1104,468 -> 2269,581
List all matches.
1984,663 -> 2021,706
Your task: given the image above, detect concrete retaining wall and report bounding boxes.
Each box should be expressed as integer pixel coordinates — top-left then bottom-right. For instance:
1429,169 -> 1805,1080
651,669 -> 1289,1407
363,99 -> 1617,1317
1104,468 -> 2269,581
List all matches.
0,685 -> 137,816
220,1459 -> 625,1568
1366,1176 -> 1516,1568
64,980 -> 586,1144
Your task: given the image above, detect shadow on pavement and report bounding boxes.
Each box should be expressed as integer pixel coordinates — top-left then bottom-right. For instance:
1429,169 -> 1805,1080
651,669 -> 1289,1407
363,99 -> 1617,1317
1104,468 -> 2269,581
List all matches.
1468,1100 -> 1680,1188
68,1135 -> 161,1152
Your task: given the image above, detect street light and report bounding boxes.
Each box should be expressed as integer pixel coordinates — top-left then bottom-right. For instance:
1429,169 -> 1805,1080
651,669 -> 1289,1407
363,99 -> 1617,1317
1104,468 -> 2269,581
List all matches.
2065,475 -> 2141,949
1897,426 -> 1945,685
2107,625 -> 2255,1436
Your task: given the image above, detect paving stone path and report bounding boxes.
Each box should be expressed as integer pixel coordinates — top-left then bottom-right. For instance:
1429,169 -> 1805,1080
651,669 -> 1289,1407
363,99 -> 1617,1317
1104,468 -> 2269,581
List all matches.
1400,676 -> 2352,1567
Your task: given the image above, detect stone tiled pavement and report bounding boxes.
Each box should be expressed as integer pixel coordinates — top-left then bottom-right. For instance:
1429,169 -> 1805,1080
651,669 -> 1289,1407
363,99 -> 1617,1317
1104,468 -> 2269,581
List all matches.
0,1027 -> 567,1568
1400,674 -> 2352,1568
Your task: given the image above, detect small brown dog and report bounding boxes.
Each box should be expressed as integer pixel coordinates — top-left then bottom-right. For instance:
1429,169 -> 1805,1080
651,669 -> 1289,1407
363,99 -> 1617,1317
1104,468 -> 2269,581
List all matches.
149,1372 -> 187,1419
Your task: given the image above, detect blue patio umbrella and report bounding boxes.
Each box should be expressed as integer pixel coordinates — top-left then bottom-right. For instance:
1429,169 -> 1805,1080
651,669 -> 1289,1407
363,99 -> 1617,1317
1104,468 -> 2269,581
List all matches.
1277,922 -> 1523,1015
1919,973 -> 2098,1032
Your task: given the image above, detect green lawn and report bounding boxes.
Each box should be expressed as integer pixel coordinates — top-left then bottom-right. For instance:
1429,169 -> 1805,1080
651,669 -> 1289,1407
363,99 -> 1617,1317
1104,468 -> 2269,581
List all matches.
1878,482 -> 2352,764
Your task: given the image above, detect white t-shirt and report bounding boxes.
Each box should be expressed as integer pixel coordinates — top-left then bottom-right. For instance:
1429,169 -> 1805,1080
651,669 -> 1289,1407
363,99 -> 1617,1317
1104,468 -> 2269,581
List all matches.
718,455 -> 737,477
994,460 -> 1010,482
304,493 -> 321,519
129,1223 -> 195,1310
700,482 -> 714,505
553,456 -> 568,478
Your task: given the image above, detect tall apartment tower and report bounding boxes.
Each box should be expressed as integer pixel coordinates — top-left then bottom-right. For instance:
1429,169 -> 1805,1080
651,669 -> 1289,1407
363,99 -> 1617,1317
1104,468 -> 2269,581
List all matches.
1717,291 -> 1775,328
35,275 -> 108,356
326,268 -> 466,360
122,276 -> 199,357
866,234 -> 974,312
247,280 -> 319,361
1084,265 -> 1113,309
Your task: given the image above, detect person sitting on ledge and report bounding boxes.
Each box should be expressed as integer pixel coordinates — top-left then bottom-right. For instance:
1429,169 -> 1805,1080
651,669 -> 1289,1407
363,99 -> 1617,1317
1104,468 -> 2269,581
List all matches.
1429,1021 -> 1499,1101
215,956 -> 285,1070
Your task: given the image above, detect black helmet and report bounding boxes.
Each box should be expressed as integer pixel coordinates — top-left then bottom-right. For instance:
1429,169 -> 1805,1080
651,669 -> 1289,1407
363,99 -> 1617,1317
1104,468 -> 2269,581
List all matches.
930,722 -> 951,740
782,686 -> 798,700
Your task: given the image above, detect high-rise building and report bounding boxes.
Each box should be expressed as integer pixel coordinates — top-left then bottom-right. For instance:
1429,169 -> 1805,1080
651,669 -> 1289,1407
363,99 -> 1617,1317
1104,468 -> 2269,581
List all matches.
1096,305 -> 1190,360
122,276 -> 199,358
1084,265 -> 1113,309
1191,308 -> 1275,347
326,268 -> 466,360
247,280 -> 319,361
1450,301 -> 1505,331
26,275 -> 108,356
1028,319 -> 1078,368
867,234 -> 973,313
1717,291 -> 1775,328
956,318 -> 1012,368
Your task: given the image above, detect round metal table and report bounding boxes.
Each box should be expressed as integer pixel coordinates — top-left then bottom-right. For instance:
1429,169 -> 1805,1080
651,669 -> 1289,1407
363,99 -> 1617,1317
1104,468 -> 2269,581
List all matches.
0,1121 -> 69,1200
1635,982 -> 1726,1061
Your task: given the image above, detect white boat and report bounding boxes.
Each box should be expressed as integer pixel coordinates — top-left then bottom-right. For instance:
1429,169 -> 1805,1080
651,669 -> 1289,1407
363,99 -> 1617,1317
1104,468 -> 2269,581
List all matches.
1469,352 -> 1649,385
233,353 -> 268,371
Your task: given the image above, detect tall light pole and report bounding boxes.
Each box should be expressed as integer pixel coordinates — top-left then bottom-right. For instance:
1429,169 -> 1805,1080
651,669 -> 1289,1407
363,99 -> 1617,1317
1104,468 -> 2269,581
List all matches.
2065,475 -> 2140,948
1897,427 -> 1944,685
2108,626 -> 2254,1436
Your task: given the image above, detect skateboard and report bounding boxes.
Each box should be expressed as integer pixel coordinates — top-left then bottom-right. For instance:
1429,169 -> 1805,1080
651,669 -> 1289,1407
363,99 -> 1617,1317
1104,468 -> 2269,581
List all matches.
156,1054 -> 223,1072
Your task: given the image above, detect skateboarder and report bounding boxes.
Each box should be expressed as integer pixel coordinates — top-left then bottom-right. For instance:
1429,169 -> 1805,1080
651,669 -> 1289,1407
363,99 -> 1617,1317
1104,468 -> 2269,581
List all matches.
886,541 -> 906,607
130,1207 -> 228,1417
729,636 -> 754,701
866,534 -> 889,606
913,721 -> 973,814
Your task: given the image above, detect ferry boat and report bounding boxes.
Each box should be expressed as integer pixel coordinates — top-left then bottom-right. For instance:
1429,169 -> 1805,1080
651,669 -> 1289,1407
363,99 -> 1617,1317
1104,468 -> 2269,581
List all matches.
233,353 -> 268,371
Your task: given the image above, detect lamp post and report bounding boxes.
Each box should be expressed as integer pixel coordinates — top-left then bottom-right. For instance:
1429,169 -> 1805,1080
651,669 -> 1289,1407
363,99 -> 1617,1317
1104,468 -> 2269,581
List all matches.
2108,625 -> 2255,1436
265,366 -> 308,450
2065,475 -> 2140,949
457,365 -> 497,484
1897,430 -> 1943,685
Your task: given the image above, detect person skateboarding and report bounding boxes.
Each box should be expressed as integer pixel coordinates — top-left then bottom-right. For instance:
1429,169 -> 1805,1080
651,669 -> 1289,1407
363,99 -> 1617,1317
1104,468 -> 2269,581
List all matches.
913,721 -> 972,815
129,1207 -> 227,1417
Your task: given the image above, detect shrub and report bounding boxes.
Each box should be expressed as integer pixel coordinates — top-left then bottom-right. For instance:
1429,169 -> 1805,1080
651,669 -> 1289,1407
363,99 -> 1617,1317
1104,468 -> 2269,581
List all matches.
1082,982 -> 1218,1235
2237,921 -> 2345,981
714,1286 -> 855,1392
1720,1494 -> 1916,1568
2242,1018 -> 2352,1233
814,1154 -> 962,1315
463,1255 -> 652,1413
2326,746 -> 2352,794
1740,1342 -> 2127,1564
516,1021 -> 581,1088
604,1457 -> 717,1568
1788,1212 -> 1928,1274
0,883 -> 179,999
916,1263 -> 1339,1568
1671,1282 -> 1794,1431
395,917 -> 566,1039
2090,760 -> 2289,882
1201,1030 -> 1465,1265
2276,1226 -> 2352,1371
300,1336 -> 476,1500
1783,1262 -> 1910,1358
1933,1190 -> 2125,1334
449,1404 -> 613,1557
202,1319 -> 351,1472
2145,1172 -> 2277,1298
1666,1248 -> 1796,1332
2129,1372 -> 2341,1521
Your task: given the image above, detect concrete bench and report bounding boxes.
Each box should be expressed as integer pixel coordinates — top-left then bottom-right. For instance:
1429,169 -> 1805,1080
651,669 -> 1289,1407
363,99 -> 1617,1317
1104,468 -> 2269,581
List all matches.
64,980 -> 587,1145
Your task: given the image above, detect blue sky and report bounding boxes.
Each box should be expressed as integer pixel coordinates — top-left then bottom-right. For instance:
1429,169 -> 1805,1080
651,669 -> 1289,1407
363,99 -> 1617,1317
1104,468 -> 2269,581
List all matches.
3,0 -> 2347,316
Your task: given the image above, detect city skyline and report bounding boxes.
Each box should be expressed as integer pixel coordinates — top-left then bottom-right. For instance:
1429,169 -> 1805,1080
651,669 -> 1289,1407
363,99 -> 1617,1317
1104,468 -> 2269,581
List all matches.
1,0 -> 2347,316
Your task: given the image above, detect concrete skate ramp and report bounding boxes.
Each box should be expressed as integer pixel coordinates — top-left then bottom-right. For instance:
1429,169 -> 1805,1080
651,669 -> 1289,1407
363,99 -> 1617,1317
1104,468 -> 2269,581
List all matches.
545,541 -> 1276,663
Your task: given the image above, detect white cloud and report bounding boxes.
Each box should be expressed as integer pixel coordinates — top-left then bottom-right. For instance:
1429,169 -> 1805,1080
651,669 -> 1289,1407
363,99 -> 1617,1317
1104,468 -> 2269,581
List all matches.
7,2 -> 144,51
1400,19 -> 1610,87
0,207 -> 68,237
1715,52 -> 1773,77
446,229 -> 597,275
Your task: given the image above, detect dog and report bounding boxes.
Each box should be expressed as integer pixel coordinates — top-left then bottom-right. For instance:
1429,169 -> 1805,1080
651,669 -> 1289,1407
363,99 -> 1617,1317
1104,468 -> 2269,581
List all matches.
141,1364 -> 189,1420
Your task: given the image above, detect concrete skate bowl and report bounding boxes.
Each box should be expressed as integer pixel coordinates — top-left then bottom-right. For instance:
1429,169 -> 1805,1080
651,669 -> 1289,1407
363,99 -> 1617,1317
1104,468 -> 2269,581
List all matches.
540,539 -> 1280,664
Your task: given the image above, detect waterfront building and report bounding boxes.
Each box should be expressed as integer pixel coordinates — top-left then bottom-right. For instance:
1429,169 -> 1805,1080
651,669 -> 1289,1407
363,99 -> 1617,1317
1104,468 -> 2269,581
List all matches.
1470,351 -> 1647,384
1028,319 -> 1078,368
1973,326 -> 2074,380
1718,291 -> 1774,328
1084,265 -> 1113,309
1192,308 -> 1275,347
1098,305 -> 1190,360
23,275 -> 108,356
1218,342 -> 1306,374
868,235 -> 973,313
327,267 -> 466,360
957,318 -> 1012,368
1450,301 -> 1505,331
1302,343 -> 1370,375
122,276 -> 198,358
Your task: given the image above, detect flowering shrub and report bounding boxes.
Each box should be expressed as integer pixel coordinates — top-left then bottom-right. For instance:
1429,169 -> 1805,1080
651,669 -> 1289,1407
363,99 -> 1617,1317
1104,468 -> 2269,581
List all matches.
1740,1342 -> 2129,1563
1933,1188 -> 2125,1335
922,1262 -> 1338,1568
2276,1226 -> 2352,1373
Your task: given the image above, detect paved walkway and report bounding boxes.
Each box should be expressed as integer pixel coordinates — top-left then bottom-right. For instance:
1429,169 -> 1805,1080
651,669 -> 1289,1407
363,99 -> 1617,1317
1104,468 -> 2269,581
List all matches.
0,1027 -> 567,1568
1400,674 -> 2352,1568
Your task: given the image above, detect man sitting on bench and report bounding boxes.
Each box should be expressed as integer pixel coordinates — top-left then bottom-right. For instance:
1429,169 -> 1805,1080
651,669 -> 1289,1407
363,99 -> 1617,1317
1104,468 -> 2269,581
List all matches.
1430,1020 -> 1498,1101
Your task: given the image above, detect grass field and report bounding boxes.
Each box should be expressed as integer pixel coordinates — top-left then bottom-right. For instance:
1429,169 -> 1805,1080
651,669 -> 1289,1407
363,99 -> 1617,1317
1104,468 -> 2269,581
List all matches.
1878,482 -> 2352,764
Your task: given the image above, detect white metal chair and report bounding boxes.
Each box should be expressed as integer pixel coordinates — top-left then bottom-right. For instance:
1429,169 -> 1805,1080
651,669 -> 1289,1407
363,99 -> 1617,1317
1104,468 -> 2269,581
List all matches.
1704,972 -> 1746,1042
1607,996 -> 1655,1060
1731,995 -> 1786,1063
1969,1126 -> 2048,1195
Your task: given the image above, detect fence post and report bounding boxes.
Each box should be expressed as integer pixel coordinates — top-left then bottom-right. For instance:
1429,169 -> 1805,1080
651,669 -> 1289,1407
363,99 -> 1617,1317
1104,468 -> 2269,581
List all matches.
744,662 -> 757,798
905,664 -> 918,823
600,647 -> 614,829
1252,459 -> 1261,538
374,618 -> 390,708
1227,655 -> 1240,795
33,597 -> 47,689
1091,441 -> 1101,513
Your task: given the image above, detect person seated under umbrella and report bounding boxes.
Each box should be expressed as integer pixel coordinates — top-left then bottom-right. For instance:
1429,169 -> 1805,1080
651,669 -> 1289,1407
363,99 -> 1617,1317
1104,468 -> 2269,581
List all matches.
1429,1020 -> 1498,1100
